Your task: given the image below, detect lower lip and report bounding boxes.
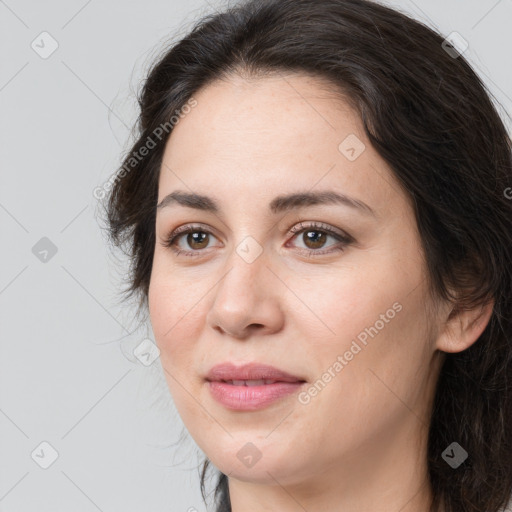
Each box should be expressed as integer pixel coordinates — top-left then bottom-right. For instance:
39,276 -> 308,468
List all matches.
207,381 -> 305,410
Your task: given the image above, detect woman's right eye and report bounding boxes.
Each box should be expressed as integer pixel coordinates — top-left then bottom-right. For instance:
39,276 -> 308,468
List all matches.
161,226 -> 220,257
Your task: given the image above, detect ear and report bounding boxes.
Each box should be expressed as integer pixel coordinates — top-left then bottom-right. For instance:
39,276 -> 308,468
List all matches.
435,297 -> 495,353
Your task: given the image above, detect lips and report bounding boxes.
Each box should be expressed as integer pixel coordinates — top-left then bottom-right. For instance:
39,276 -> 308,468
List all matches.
205,362 -> 307,410
205,362 -> 306,384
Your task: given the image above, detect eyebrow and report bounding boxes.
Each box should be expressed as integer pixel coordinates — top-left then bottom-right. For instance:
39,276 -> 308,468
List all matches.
156,190 -> 376,217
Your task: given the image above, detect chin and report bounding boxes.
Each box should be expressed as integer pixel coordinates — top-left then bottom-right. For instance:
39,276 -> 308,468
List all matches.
207,441 -> 306,485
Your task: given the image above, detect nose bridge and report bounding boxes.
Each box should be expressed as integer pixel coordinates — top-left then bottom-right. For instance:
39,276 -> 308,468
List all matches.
206,237 -> 283,337
216,236 -> 269,310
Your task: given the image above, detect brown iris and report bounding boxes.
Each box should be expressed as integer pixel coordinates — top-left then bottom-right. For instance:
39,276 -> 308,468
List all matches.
186,231 -> 209,249
302,230 -> 327,249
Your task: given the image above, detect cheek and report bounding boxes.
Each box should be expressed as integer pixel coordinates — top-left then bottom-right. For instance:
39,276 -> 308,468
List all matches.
148,271 -> 209,422
287,260 -> 405,353
148,264 -> 204,370
292,248 -> 431,411
294,297 -> 431,467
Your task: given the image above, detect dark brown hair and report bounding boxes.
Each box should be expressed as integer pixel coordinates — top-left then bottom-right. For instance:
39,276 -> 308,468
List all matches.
101,0 -> 512,510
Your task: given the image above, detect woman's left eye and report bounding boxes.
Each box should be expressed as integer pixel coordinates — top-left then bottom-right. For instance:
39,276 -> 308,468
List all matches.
161,221 -> 353,257
286,221 -> 353,256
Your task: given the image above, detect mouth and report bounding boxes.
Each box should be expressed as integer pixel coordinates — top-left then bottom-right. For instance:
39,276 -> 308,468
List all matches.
217,379 -> 297,385
205,362 -> 307,410
205,362 -> 306,383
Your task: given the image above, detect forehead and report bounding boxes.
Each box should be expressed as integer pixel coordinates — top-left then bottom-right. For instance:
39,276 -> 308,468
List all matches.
158,73 -> 407,219
167,72 -> 361,155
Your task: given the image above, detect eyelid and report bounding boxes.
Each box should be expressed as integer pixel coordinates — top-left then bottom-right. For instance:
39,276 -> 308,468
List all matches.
287,220 -> 353,242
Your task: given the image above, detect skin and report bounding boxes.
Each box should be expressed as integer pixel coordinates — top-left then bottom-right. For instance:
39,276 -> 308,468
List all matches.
148,72 -> 493,512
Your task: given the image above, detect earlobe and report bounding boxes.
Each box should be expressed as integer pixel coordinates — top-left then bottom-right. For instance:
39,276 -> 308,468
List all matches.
435,297 -> 495,354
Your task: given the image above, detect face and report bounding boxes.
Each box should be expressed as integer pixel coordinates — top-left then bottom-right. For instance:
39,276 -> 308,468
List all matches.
148,73 -> 444,492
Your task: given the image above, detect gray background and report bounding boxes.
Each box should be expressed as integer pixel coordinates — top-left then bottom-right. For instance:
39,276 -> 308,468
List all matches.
1,0 -> 511,511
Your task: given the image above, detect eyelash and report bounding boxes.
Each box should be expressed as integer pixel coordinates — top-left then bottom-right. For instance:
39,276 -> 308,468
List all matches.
161,221 -> 353,258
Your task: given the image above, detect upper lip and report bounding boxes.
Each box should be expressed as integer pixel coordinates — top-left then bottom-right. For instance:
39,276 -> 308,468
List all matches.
206,362 -> 306,383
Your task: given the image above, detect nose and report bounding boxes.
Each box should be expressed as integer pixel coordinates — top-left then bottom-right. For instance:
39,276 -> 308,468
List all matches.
205,245 -> 285,339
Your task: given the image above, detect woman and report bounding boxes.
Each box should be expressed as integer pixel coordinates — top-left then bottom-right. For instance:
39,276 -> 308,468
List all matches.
102,0 -> 512,510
